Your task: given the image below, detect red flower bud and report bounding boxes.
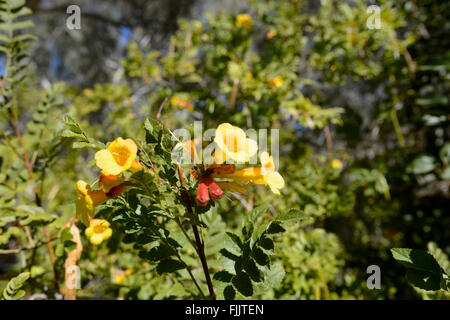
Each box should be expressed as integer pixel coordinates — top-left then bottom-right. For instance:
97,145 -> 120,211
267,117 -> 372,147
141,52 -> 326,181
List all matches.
205,177 -> 223,200
196,178 -> 210,206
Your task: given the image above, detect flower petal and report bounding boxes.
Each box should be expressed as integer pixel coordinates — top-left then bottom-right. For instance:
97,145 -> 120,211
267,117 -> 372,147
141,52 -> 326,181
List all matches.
264,172 -> 285,195
90,233 -> 104,245
95,149 -> 123,175
216,181 -> 248,194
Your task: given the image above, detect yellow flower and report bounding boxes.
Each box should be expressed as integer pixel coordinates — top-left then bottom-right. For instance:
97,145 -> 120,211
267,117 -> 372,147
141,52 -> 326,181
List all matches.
236,14 -> 252,30
212,152 -> 285,195
268,76 -> 283,88
76,181 -> 109,227
114,273 -> 126,285
331,159 -> 343,170
124,269 -> 133,276
95,138 -> 138,175
85,219 -> 113,245
214,123 -> 258,164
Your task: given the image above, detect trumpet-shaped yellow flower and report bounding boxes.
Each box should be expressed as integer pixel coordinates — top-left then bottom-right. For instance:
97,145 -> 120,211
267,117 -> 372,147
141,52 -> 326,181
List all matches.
236,14 -> 252,30
85,219 -> 113,245
95,138 -> 138,175
212,151 -> 285,195
214,123 -> 258,164
76,180 -> 109,227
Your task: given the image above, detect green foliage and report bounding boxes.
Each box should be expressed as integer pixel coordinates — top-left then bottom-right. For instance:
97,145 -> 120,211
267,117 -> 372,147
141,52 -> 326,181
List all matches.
213,205 -> 308,298
0,0 -> 35,109
391,248 -> 449,292
1,272 -> 30,300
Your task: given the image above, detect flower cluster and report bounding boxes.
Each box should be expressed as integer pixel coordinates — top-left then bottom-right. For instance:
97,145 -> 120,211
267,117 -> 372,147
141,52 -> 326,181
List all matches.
75,137 -> 143,229
182,123 -> 285,206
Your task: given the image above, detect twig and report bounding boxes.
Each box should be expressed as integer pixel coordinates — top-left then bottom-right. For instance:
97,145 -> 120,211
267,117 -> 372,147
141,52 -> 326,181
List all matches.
156,97 -> 169,121
177,164 -> 216,300
229,79 -> 239,110
0,237 -> 58,254
324,125 -> 333,158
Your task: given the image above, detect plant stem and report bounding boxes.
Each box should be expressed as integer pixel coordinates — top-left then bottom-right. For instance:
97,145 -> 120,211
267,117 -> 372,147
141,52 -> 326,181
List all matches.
177,164 -> 216,300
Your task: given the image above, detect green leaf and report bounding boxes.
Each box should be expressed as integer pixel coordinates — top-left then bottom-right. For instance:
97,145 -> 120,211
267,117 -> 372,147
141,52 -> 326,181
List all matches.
156,259 -> 186,274
416,96 -> 448,107
252,247 -> 270,266
220,248 -> 240,261
406,269 -> 441,291
223,285 -> 236,300
2,272 -> 30,300
276,208 -> 306,223
243,258 -> 262,282
391,248 -> 441,275
439,143 -> 450,165
60,227 -> 73,243
226,232 -> 243,249
62,115 -> 83,134
258,237 -> 274,251
261,263 -> 285,290
144,117 -> 163,144
232,272 -> 253,297
145,244 -> 175,262
213,270 -> 234,283
266,221 -> 285,234
407,155 -> 437,175
440,167 -> 450,180
246,204 -> 269,224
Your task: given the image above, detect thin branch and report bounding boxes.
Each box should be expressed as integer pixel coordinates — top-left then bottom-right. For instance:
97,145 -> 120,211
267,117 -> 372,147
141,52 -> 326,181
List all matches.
177,164 -> 216,300
156,97 -> 169,121
229,79 -> 239,110
324,125 -> 333,158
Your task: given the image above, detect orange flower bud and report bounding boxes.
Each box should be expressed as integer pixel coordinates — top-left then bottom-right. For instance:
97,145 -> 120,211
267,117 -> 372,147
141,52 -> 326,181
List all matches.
196,178 -> 210,206
205,177 -> 223,200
